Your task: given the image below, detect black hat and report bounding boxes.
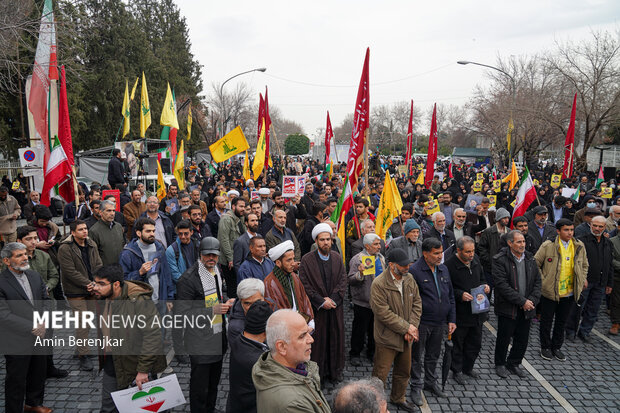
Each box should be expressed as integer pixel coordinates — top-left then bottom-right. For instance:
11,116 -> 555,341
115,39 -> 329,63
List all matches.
244,301 -> 273,335
387,248 -> 410,267
533,206 -> 548,215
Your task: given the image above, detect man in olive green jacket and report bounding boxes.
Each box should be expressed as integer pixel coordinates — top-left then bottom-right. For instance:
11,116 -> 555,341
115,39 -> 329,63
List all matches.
534,218 -> 588,362
218,197 -> 246,298
370,248 -> 422,412
252,309 -> 330,413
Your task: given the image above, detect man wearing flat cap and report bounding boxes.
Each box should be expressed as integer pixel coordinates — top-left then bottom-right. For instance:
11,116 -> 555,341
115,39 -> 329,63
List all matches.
299,223 -> 347,383
370,248 -> 422,412
263,240 -> 314,326
528,205 -> 557,252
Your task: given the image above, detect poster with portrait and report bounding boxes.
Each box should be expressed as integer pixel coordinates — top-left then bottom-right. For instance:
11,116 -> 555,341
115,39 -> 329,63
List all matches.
488,195 -> 497,207
476,172 -> 484,181
471,285 -> 490,314
115,140 -> 146,177
464,194 -> 483,213
550,174 -> 562,189
425,198 -> 441,215
282,176 -> 306,198
472,180 -> 483,192
492,180 -> 502,193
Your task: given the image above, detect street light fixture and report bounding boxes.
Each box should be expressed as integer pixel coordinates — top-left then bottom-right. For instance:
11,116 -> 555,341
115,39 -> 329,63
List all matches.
219,67 -> 267,135
458,60 -> 516,161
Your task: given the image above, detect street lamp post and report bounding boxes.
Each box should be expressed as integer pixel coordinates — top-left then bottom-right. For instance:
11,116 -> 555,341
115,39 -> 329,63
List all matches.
219,67 -> 267,136
457,60 -> 516,162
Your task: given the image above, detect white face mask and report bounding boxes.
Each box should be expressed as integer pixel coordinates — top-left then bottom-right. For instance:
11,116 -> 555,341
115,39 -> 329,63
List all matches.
586,202 -> 597,209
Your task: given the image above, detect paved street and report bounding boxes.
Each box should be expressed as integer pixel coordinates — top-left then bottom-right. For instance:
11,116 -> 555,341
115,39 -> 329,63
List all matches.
1,298 -> 619,412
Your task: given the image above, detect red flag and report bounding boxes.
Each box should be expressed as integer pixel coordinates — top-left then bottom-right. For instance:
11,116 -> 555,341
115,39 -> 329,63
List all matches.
562,92 -> 577,179
406,100 -> 414,176
264,87 -> 271,163
325,111 -> 333,165
257,93 -> 265,142
448,160 -> 453,179
425,103 -> 438,188
347,48 -> 370,192
58,66 -> 74,166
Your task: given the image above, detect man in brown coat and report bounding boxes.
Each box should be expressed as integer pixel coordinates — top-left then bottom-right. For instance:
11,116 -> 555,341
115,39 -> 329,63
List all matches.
0,186 -> 21,243
299,223 -> 347,383
57,219 -> 103,371
263,240 -> 314,327
370,248 -> 422,412
123,189 -> 146,239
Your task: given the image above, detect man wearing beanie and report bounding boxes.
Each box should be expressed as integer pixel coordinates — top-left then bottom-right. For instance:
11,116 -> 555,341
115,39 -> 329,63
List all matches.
227,301 -> 272,413
370,248 -> 422,412
389,218 -> 423,264
478,207 -> 511,299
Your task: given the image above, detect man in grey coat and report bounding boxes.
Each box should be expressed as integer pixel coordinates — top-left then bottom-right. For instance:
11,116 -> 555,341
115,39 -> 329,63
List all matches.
348,233 -> 386,367
388,219 -> 423,264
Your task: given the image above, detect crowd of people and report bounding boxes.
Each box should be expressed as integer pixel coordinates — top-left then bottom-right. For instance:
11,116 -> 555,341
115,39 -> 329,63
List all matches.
0,151 -> 618,413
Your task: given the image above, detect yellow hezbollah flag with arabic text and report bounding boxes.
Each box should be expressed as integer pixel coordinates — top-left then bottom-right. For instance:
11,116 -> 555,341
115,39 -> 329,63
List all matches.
210,126 -> 250,163
375,171 -> 400,239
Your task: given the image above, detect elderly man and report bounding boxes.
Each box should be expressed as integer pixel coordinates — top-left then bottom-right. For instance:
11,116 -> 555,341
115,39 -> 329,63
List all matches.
265,209 -> 301,262
227,300 -> 272,413
409,238 -> 456,400
218,197 -> 246,298
449,208 -> 476,241
388,218 -> 423,264
0,242 -> 51,413
528,205 -> 557,252
237,235 -> 275,283
535,219 -> 588,361
252,309 -> 330,412
574,207 -> 602,238
370,248 -> 422,412
123,189 -> 146,238
348,233 -> 385,366
263,240 -> 314,325
191,188 -> 209,219
176,237 -> 236,413
257,187 -> 273,214
0,186 -> 21,243
299,223 -> 347,383
228,278 -> 267,344
607,205 -> 620,232
89,200 -> 126,266
332,378 -> 388,413
270,191 -> 307,234
425,211 -> 456,252
350,219 -> 386,265
445,236 -> 489,384
567,215 -> 614,342
493,231 -> 541,378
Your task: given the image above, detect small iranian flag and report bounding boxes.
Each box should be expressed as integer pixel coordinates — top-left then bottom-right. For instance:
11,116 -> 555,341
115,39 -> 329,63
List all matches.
596,165 -> 604,189
41,135 -> 74,206
511,166 -> 537,227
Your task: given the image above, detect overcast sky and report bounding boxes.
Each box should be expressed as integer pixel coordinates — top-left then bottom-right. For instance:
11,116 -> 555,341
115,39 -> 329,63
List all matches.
177,0 -> 619,141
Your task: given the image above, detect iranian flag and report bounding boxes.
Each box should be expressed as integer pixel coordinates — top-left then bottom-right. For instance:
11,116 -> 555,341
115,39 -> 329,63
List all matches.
331,175 -> 353,264
41,135 -> 73,205
511,166 -> 537,227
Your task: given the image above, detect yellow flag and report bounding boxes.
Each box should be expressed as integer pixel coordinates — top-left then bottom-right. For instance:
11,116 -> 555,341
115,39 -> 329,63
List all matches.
174,140 -> 185,190
187,106 -> 192,140
415,171 -> 424,185
501,160 -> 519,191
160,82 -> 179,130
210,126 -> 249,163
140,72 -> 151,138
391,176 -> 403,212
338,211 -> 346,265
121,80 -> 130,138
252,119 -> 273,179
130,76 -> 139,101
506,117 -> 514,154
156,160 -> 167,201
375,171 -> 400,239
243,150 -> 251,181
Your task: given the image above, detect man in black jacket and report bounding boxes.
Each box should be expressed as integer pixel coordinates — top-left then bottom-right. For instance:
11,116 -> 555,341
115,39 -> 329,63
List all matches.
226,300 -> 272,413
527,206 -> 557,252
445,236 -> 489,385
107,148 -> 126,189
176,237 -> 235,413
424,212 -> 456,252
492,230 -> 541,379
0,242 -> 51,413
205,196 -> 227,238
478,207 -> 511,298
566,215 -> 614,342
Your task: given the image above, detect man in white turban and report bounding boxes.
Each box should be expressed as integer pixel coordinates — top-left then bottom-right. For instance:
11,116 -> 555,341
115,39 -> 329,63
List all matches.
298,221 -> 347,383
258,187 -> 273,214
263,241 -> 314,328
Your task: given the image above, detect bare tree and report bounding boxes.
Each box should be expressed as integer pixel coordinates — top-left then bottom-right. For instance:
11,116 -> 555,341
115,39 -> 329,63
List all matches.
545,29 -> 620,171
206,81 -> 254,139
